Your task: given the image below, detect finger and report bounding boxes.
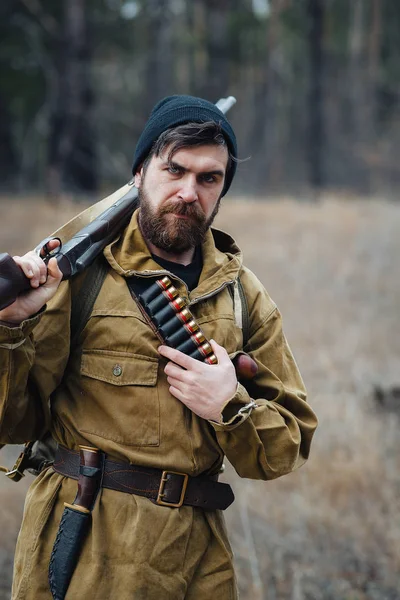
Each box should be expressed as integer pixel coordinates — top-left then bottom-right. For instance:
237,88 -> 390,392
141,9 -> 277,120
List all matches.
164,361 -> 186,380
14,255 -> 42,287
166,375 -> 185,390
209,339 -> 230,365
158,345 -> 201,371
13,256 -> 32,277
24,251 -> 48,282
168,385 -> 186,403
30,252 -> 48,284
39,238 -> 61,258
46,257 -> 63,283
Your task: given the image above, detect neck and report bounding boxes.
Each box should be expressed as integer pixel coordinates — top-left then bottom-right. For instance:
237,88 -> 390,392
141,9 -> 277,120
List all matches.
145,239 -> 195,266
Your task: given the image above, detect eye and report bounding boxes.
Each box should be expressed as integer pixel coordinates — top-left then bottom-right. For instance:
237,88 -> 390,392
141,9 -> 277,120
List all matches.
167,163 -> 181,175
201,174 -> 218,184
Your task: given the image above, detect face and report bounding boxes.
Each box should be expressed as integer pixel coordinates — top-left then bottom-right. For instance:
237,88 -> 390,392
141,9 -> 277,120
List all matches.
135,144 -> 228,253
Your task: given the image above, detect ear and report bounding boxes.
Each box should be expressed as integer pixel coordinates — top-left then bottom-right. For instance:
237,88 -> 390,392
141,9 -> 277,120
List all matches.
134,168 -> 143,188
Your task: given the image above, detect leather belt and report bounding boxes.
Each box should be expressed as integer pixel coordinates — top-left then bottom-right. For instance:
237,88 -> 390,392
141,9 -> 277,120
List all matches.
52,446 -> 234,511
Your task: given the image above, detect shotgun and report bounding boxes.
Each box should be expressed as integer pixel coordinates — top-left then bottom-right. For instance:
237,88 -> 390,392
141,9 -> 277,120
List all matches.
0,96 -> 237,312
0,184 -> 138,311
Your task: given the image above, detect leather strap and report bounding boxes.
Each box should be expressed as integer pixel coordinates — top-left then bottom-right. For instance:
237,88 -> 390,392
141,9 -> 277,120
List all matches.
53,446 -> 234,511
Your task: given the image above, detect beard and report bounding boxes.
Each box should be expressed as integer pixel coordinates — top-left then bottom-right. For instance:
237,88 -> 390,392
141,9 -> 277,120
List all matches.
138,186 -> 221,254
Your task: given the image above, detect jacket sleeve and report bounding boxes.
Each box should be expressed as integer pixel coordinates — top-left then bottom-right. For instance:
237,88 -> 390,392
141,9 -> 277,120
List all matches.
209,268 -> 318,481
0,281 -> 72,445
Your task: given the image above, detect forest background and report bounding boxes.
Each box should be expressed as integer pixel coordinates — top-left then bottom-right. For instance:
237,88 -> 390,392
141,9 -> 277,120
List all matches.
0,1 -> 399,599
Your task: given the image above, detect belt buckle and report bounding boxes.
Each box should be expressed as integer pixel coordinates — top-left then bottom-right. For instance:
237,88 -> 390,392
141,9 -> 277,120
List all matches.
156,470 -> 189,508
1,442 -> 34,482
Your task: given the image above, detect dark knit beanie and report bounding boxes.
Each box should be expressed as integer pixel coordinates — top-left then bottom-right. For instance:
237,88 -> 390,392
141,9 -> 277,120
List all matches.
132,95 -> 237,196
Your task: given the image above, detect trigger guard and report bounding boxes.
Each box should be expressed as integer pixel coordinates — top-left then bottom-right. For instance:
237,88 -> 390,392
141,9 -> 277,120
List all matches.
34,237 -> 62,259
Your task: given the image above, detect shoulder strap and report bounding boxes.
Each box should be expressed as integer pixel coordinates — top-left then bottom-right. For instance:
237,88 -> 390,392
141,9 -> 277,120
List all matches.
70,256 -> 109,347
228,275 -> 250,348
237,276 -> 250,347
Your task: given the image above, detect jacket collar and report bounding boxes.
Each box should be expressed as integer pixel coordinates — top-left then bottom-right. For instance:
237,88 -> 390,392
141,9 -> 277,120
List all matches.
103,210 -> 243,300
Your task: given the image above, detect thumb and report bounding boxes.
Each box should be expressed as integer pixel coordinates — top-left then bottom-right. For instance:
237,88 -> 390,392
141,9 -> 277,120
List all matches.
209,339 -> 229,364
46,257 -> 63,284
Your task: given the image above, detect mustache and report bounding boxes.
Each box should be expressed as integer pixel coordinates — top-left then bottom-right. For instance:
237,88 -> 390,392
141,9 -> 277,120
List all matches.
159,201 -> 204,220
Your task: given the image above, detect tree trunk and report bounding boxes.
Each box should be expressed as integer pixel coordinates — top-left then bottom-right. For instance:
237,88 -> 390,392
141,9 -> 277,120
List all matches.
307,0 -> 325,192
247,0 -> 284,193
347,0 -> 368,192
203,0 -> 231,101
0,92 -> 18,189
143,0 -> 174,108
366,0 -> 383,192
47,0 -> 96,197
192,0 -> 208,96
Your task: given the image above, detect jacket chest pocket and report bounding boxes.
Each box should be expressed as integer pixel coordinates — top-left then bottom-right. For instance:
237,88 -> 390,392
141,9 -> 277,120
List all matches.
79,350 -> 160,447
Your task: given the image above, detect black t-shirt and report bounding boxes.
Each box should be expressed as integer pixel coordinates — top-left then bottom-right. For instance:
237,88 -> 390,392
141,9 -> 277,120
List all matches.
151,246 -> 203,292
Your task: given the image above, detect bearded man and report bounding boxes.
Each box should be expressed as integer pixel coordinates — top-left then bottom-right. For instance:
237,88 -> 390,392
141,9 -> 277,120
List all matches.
0,95 -> 317,600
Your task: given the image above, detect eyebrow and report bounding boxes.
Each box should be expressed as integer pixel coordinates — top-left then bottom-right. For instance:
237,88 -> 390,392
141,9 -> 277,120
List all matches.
166,159 -> 225,179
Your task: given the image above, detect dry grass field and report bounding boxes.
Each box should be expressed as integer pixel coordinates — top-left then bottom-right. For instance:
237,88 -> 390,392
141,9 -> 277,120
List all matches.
0,194 -> 399,599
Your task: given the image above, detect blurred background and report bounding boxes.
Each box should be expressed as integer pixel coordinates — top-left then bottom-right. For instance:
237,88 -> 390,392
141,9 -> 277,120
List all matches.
1,0 -> 400,198
0,1 -> 399,599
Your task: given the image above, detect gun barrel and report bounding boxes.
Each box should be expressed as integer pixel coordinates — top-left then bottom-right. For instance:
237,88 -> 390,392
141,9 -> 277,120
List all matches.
215,96 -> 237,114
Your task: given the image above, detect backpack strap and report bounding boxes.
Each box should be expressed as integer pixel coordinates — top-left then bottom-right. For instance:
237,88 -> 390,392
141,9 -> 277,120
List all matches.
70,255 -> 109,347
228,275 -> 250,348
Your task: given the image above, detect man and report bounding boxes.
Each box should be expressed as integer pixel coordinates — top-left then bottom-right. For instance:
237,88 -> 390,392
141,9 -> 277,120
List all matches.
0,95 -> 317,599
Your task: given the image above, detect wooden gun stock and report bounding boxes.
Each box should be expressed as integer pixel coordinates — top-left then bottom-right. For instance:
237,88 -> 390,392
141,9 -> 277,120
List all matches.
0,253 -> 33,311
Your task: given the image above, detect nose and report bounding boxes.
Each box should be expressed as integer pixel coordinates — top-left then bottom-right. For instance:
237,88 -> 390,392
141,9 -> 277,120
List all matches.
177,175 -> 198,203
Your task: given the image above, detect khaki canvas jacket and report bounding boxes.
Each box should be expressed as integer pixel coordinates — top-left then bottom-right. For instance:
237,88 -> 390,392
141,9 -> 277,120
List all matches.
0,211 -> 317,599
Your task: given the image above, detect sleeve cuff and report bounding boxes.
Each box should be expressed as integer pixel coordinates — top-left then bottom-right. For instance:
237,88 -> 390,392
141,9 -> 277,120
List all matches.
209,382 -> 258,431
0,308 -> 45,347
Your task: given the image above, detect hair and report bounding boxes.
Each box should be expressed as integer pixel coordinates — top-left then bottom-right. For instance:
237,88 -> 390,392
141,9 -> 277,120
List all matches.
141,121 -> 235,178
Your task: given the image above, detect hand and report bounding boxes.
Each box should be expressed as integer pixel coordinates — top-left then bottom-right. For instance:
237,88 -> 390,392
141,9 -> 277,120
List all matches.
158,339 -> 238,422
0,240 -> 63,325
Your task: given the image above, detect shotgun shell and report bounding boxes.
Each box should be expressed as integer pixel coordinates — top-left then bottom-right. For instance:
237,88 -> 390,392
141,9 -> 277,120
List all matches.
188,347 -> 205,361
156,307 -> 193,340
138,278 -> 170,305
175,337 -> 199,355
166,326 -> 191,348
156,276 -> 172,291
205,353 -> 218,365
176,308 -> 192,324
158,314 -> 185,339
152,297 -> 186,328
147,286 -> 178,315
165,319 -> 200,347
183,319 -> 199,335
192,331 -> 206,345
197,342 -> 212,357
188,351 -> 217,365
174,331 -> 207,356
